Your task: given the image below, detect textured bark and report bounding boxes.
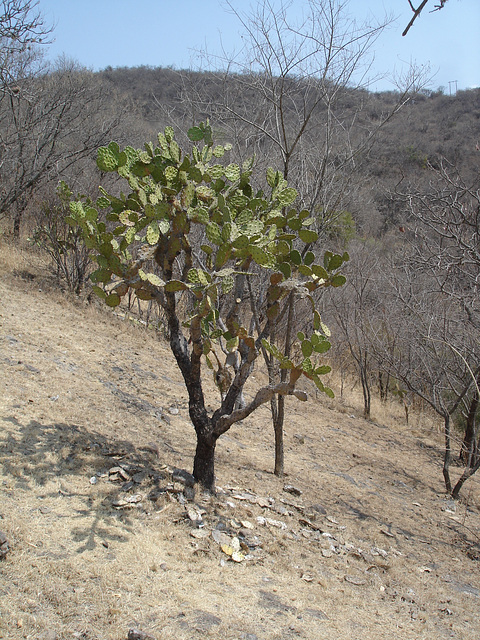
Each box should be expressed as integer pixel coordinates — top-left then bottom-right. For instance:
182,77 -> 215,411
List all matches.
360,361 -> 371,420
443,414 -> 452,494
273,395 -> 285,477
460,389 -> 479,467
192,431 -> 217,491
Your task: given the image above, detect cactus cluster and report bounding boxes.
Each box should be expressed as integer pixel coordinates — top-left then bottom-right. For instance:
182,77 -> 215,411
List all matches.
65,121 -> 348,396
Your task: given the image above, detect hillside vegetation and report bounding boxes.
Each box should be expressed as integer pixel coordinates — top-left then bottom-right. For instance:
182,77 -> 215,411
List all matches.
100,65 -> 480,222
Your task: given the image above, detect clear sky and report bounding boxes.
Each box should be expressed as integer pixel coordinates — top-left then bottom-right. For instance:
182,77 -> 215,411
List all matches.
38,0 -> 479,92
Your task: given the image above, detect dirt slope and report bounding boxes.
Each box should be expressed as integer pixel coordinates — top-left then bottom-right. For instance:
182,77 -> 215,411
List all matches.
0,251 -> 479,640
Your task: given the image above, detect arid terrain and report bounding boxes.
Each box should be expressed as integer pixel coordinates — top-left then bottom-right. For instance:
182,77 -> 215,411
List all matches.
1,241 -> 479,640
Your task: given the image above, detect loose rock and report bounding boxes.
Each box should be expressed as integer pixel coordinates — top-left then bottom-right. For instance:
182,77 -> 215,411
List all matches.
344,574 -> 366,585
127,629 -> 156,640
0,531 -> 9,559
172,468 -> 195,488
283,484 -> 302,497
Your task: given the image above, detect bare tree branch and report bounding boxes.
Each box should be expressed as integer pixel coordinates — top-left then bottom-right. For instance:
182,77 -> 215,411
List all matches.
403,0 -> 449,36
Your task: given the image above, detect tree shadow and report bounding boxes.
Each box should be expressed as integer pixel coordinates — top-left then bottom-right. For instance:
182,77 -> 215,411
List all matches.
0,416 -> 170,553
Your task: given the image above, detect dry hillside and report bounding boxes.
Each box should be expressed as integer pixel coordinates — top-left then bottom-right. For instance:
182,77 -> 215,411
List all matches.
0,241 -> 479,640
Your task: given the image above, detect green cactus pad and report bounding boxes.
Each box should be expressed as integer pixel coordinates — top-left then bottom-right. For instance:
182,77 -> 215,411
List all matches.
212,145 -> 226,158
181,183 -> 196,209
136,289 -> 153,301
330,274 -> 346,287
209,164 -> 225,180
187,126 -> 204,141
206,222 -> 222,245
144,273 -> 164,286
229,194 -> 248,210
298,264 -> 312,277
224,164 -> 241,182
146,223 -> 160,245
105,293 -> 121,307
250,245 -> 276,269
165,166 -> 178,182
298,228 -> 318,244
277,188 -> 298,205
196,185 -> 215,201
301,340 -> 313,358
164,280 -> 189,292
234,209 -> 253,226
169,140 -> 181,163
242,220 -> 263,236
232,235 -> 249,249
215,244 -> 232,269
221,275 -> 235,294
266,167 -> 278,188
97,147 -> 119,172
96,196 -> 110,209
164,126 -> 175,143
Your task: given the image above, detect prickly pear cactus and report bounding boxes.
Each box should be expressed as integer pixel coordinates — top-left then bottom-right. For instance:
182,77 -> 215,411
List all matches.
65,120 -> 348,396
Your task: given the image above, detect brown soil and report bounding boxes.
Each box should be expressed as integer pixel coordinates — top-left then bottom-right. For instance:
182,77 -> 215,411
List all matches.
1,243 -> 479,640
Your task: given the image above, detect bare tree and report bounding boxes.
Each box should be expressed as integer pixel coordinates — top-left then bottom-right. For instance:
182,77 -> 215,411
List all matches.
0,0 -> 52,90
30,181 -> 93,293
372,254 -> 478,495
0,3 -> 129,236
367,162 -> 480,496
188,0 -> 425,221
0,57 -> 127,236
398,161 -> 480,495
177,0 -> 425,475
401,160 -> 480,329
324,240 -> 385,419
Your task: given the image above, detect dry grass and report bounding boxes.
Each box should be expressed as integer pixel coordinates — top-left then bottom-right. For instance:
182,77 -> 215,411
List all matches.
1,240 -> 479,640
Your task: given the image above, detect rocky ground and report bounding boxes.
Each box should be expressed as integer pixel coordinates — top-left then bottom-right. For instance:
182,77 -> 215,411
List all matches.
0,243 -> 479,640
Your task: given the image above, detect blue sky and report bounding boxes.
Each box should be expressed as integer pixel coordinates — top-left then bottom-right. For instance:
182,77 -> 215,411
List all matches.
39,0 -> 479,92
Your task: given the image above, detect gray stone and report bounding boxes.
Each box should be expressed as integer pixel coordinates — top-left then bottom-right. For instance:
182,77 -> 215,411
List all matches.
172,468 -> 195,487
259,590 -> 296,613
283,484 -> 302,496
310,503 -> 327,515
127,630 -> 156,640
193,610 -> 221,632
0,531 -> 9,559
305,608 -> 328,620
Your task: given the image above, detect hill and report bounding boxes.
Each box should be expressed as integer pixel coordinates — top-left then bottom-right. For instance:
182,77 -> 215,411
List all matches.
99,66 -> 480,234
1,242 -> 479,639
4,64 -> 479,242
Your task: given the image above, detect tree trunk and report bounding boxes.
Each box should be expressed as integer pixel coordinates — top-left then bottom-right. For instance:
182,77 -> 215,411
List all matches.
460,389 -> 479,466
271,292 -> 295,477
164,284 -> 218,492
443,413 -> 452,494
451,455 -> 480,499
13,210 -> 22,238
193,431 -> 217,492
273,395 -> 285,477
360,362 -> 371,419
378,370 -> 389,402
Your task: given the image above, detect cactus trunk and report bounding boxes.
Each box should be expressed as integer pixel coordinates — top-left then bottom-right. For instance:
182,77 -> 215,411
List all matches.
193,430 -> 217,492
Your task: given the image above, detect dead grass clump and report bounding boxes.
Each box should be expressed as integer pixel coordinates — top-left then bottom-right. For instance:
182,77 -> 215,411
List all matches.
0,236 -> 43,278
